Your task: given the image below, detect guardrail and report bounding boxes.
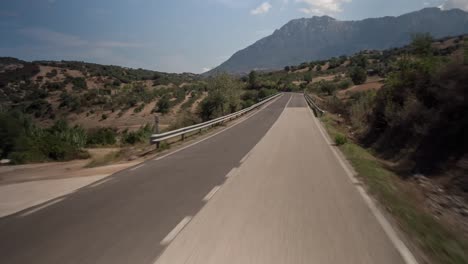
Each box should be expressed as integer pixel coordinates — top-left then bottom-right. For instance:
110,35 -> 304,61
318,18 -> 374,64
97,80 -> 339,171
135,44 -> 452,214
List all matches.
304,92 -> 325,117
150,93 -> 283,147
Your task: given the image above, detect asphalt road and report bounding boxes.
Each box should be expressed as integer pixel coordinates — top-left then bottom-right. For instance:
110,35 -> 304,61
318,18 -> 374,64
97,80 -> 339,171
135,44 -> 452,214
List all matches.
0,94 -> 290,264
0,93 -> 413,264
155,94 -> 409,264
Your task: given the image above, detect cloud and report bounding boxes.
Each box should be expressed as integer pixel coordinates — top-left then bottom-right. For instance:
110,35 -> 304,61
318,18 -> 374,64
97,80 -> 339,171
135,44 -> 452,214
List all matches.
202,67 -> 212,73
296,0 -> 351,14
251,2 -> 272,15
440,0 -> 468,10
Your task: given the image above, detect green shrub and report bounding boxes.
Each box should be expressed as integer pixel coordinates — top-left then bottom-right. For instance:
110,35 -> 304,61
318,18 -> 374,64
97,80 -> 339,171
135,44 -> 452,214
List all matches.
134,104 -> 145,113
349,67 -> 367,85
258,88 -> 277,100
199,91 -> 227,121
122,124 -> 153,145
334,134 -> 348,146
157,96 -> 171,114
86,128 -> 117,146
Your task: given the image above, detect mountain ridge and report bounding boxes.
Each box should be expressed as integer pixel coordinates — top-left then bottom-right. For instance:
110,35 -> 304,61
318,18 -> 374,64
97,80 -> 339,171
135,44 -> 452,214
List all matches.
206,7 -> 468,75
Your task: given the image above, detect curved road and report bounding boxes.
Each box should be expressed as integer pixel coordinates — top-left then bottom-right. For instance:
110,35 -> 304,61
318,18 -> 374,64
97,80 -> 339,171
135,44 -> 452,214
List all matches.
0,94 -> 411,264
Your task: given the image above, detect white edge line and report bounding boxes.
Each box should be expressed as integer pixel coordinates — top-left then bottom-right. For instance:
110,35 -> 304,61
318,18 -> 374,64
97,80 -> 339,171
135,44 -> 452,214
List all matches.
305,102 -> 419,264
225,167 -> 238,178
160,216 -> 193,246
285,94 -> 293,107
203,185 -> 221,202
20,198 -> 66,217
130,164 -> 145,171
88,178 -> 113,188
240,151 -> 251,164
153,94 -> 284,162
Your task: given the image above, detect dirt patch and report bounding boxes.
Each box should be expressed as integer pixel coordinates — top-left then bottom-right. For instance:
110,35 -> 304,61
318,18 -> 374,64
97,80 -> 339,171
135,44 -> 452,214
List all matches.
312,74 -> 344,83
411,174 -> 468,237
337,80 -> 384,99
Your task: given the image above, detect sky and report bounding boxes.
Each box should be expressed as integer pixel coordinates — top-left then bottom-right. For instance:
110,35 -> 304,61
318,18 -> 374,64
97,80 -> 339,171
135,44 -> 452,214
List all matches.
0,0 -> 466,73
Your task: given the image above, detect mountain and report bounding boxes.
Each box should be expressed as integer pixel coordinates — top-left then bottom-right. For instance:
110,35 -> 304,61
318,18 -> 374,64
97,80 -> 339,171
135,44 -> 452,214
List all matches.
207,7 -> 468,75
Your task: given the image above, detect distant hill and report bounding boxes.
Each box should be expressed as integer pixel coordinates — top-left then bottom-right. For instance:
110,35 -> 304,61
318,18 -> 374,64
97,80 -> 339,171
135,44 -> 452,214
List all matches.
207,7 -> 468,75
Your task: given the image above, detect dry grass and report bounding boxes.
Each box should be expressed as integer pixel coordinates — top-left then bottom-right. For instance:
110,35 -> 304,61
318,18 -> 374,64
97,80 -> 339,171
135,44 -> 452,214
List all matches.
320,114 -> 468,264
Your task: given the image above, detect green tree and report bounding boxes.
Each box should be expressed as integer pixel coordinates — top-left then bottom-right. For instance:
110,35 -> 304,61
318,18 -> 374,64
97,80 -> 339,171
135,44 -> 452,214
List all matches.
249,70 -> 258,89
157,95 -> 170,114
349,67 -> 367,85
411,33 -> 434,57
351,54 -> 368,68
464,40 -> 468,65
304,72 -> 312,83
199,91 -> 227,121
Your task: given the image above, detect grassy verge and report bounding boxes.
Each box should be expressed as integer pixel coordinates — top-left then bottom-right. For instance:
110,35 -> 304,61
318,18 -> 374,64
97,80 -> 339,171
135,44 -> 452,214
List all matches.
320,114 -> 468,264
85,151 -> 124,168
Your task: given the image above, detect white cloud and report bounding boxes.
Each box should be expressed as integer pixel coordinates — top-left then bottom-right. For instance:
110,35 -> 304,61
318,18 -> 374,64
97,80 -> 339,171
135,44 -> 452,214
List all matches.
440,0 -> 468,10
202,67 -> 212,73
296,0 -> 351,14
251,2 -> 272,15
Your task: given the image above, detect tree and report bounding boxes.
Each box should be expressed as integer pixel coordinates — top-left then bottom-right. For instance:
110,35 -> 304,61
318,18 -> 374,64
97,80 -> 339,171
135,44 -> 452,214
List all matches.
351,54 -> 368,68
248,70 -> 258,89
316,65 -> 322,72
349,67 -> 367,85
464,40 -> 468,65
284,66 -> 290,72
199,91 -> 227,121
304,72 -> 312,83
411,33 -> 434,57
318,81 -> 337,95
157,95 -> 170,114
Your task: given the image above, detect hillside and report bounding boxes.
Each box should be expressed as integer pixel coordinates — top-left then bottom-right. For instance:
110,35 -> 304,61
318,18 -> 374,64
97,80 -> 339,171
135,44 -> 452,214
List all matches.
207,7 -> 468,75
0,58 -> 201,130
0,58 -> 279,164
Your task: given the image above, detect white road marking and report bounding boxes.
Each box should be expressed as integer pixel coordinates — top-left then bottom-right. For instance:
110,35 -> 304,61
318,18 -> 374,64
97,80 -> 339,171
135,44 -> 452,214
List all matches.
285,94 -> 293,107
88,178 -> 113,188
225,167 -> 238,178
306,101 -> 419,264
20,198 -> 65,217
240,151 -> 251,164
153,94 -> 284,162
130,164 -> 145,171
160,216 -> 192,246
203,185 -> 221,202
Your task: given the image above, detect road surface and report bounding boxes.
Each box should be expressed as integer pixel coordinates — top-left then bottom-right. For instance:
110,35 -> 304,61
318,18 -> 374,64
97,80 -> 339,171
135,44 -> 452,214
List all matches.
0,93 -> 411,264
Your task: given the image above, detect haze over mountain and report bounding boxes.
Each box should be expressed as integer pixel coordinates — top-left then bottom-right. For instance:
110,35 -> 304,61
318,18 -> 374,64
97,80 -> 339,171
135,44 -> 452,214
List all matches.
207,7 -> 468,75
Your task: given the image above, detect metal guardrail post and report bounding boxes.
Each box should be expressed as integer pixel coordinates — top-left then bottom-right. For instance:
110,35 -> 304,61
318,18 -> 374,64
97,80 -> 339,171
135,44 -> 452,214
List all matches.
304,92 -> 325,117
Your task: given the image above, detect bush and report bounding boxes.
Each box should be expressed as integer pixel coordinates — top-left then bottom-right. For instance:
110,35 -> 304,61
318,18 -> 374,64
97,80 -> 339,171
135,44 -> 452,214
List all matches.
86,128 -> 117,146
0,115 -> 90,164
258,88 -> 277,100
157,96 -> 171,114
349,67 -> 367,85
318,81 -> 337,95
334,134 -> 348,146
134,104 -> 145,113
199,91 -> 227,121
122,124 -> 153,145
